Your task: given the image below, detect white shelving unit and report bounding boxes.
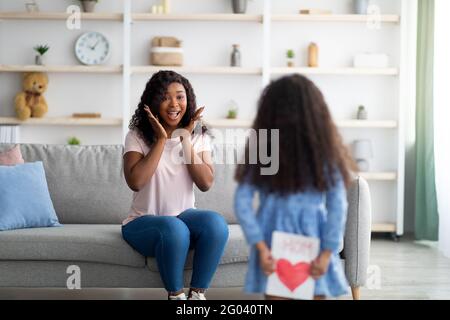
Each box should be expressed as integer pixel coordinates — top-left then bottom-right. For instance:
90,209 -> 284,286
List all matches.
359,172 -> 398,181
263,0 -> 415,237
0,116 -> 122,126
131,13 -> 262,22
205,118 -> 398,129
271,14 -> 400,23
0,64 -> 122,73
0,0 -> 417,236
0,12 -> 123,21
131,66 -> 262,75
270,67 -> 399,76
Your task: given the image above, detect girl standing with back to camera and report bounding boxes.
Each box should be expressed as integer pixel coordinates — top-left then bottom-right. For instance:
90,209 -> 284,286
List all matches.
234,74 -> 357,300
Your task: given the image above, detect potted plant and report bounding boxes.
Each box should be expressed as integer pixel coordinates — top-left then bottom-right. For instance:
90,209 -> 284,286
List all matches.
33,44 -> 49,65
286,49 -> 295,67
227,108 -> 238,119
79,0 -> 99,13
231,0 -> 247,14
226,100 -> 239,119
68,137 -> 81,146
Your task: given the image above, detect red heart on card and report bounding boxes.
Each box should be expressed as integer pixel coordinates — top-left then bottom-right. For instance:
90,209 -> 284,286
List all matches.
275,259 -> 311,292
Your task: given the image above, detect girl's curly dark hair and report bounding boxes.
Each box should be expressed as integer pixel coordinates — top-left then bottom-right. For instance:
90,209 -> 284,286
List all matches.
129,70 -> 199,147
235,74 -> 357,193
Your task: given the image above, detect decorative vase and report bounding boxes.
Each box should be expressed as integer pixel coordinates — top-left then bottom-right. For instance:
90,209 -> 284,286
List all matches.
81,0 -> 97,13
356,159 -> 370,172
232,0 -> 247,14
357,105 -> 368,120
231,44 -> 241,67
35,55 -> 44,65
353,0 -> 369,14
308,42 -> 318,67
25,1 -> 39,13
162,0 -> 171,14
352,140 -> 373,172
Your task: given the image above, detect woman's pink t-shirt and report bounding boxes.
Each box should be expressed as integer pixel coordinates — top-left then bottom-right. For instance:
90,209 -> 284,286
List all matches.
122,129 -> 212,225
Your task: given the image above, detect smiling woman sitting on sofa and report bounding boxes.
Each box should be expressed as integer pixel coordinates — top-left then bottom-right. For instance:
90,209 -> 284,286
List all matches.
121,70 -> 229,300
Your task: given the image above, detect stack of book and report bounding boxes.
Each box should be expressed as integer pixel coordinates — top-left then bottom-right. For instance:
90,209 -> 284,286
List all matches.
0,125 -> 20,143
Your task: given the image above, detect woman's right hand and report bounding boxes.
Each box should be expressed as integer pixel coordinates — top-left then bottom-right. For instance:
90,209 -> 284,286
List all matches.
144,104 -> 167,140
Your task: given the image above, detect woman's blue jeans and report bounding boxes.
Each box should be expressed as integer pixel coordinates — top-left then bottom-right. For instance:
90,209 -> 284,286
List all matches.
121,208 -> 229,292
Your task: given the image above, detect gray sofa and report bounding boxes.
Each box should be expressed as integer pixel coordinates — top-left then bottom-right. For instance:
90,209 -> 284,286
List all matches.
0,143 -> 371,299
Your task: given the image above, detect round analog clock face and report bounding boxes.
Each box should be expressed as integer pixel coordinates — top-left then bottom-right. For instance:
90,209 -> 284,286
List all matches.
75,32 -> 110,65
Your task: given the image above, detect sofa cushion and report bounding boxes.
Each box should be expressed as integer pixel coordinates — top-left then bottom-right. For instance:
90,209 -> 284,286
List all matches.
0,144 -> 24,165
0,161 -> 61,231
0,224 -> 145,267
195,164 -> 238,224
0,144 -> 133,224
146,224 -> 248,272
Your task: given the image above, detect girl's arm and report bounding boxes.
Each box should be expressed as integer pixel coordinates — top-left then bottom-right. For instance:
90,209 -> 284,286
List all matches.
181,135 -> 214,192
311,170 -> 348,279
234,183 -> 264,246
123,138 -> 166,192
322,170 -> 348,253
235,182 -> 276,275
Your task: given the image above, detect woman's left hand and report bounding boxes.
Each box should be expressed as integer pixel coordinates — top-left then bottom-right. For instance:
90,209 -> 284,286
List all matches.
310,250 -> 332,280
183,106 -> 205,137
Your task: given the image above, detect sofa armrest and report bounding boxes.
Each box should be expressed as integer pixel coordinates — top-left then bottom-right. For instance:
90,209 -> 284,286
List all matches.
343,176 -> 372,288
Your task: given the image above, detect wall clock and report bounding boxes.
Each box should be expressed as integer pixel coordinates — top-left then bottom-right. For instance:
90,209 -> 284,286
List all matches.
75,31 -> 110,65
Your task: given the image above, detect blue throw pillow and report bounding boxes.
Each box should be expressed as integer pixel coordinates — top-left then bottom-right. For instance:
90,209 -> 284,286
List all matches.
0,161 -> 61,231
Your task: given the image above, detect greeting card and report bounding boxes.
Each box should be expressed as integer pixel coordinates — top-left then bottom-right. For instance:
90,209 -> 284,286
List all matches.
266,231 -> 320,300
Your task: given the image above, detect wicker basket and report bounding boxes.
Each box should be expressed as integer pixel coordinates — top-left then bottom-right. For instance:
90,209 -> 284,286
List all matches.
150,37 -> 183,66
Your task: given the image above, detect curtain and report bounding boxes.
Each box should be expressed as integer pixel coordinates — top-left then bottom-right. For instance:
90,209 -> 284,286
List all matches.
434,0 -> 450,257
415,0 -> 438,240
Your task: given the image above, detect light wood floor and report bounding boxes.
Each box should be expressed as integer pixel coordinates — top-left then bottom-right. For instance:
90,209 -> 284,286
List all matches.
1,236 -> 449,300
357,235 -> 450,300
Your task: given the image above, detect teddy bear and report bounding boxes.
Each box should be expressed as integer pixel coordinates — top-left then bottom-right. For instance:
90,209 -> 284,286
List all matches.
15,72 -> 49,120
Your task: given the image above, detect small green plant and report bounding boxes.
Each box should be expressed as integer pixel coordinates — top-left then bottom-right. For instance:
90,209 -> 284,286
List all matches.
227,109 -> 237,119
67,137 -> 81,145
286,49 -> 295,59
34,44 -> 50,56
226,100 -> 238,119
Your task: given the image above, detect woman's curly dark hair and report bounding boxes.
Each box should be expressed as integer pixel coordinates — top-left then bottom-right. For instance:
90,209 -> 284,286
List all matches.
235,74 -> 357,193
129,70 -> 199,147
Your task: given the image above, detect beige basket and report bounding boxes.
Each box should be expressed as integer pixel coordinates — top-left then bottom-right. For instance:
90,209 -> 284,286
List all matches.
150,37 -> 183,66
150,48 -> 183,66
